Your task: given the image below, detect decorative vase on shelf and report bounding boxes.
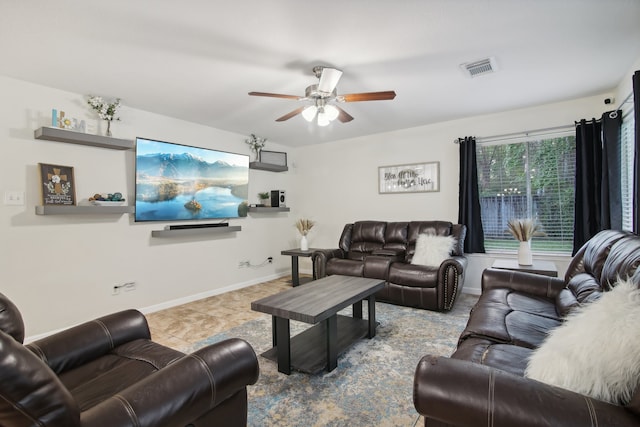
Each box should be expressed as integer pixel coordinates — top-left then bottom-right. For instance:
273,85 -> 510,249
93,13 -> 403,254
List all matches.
518,240 -> 533,266
300,235 -> 309,251
105,120 -> 112,137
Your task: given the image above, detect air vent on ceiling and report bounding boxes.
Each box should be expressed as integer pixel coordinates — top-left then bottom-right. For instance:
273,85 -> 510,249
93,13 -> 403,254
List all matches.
461,57 -> 498,78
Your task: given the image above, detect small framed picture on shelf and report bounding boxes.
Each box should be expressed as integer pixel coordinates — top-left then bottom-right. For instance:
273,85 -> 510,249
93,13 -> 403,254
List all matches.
39,163 -> 76,205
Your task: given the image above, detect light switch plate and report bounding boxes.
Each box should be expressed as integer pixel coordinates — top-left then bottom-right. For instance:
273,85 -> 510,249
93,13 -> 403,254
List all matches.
4,191 -> 25,205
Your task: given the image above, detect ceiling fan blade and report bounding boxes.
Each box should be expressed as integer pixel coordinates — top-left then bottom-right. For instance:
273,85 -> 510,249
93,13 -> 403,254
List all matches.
317,68 -> 343,94
335,105 -> 354,123
248,91 -> 301,100
341,91 -> 397,102
275,106 -> 306,122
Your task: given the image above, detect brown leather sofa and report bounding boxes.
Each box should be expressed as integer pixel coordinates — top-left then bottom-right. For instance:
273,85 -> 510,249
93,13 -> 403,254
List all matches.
313,220 -> 467,311
0,293 -> 259,427
414,229 -> 640,426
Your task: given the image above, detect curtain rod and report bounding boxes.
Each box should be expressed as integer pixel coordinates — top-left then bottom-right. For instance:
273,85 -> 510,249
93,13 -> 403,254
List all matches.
453,124 -> 574,144
617,92 -> 633,110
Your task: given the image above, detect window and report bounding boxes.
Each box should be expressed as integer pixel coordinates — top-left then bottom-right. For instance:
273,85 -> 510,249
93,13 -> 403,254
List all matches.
621,108 -> 635,231
476,135 -> 576,254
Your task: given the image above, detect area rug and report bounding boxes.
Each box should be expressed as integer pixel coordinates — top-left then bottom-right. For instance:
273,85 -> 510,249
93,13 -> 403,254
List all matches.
189,293 -> 478,427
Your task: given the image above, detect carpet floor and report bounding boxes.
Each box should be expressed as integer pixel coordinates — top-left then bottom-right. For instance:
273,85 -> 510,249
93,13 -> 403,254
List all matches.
188,293 -> 478,427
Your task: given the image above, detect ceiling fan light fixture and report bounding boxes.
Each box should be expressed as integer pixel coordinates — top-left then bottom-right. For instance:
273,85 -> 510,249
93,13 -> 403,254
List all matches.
302,105 -> 317,122
317,112 -> 331,127
324,104 -> 339,121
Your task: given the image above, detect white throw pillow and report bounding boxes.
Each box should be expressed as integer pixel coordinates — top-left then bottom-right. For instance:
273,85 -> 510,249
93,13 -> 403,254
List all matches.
525,279 -> 640,405
411,234 -> 456,267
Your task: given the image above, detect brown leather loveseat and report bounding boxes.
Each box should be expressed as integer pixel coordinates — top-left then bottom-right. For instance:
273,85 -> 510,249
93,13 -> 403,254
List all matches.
313,220 -> 467,311
414,229 -> 640,426
0,292 -> 259,427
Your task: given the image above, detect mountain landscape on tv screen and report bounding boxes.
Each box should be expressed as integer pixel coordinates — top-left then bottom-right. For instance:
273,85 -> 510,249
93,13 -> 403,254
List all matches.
135,152 -> 249,221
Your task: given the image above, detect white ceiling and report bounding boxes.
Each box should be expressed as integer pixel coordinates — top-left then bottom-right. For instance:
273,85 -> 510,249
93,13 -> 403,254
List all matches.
2,0 -> 640,147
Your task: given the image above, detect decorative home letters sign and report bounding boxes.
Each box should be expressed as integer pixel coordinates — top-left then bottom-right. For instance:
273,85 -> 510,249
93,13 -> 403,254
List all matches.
378,161 -> 440,194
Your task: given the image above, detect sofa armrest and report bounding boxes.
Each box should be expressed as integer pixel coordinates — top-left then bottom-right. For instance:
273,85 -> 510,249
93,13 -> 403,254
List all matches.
312,248 -> 345,279
81,338 -> 259,427
414,355 -> 639,427
27,309 -> 150,375
481,267 -> 565,298
438,256 -> 467,310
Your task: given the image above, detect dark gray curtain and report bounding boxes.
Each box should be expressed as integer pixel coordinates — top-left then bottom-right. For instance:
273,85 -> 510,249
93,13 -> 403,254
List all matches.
601,110 -> 623,229
633,70 -> 640,233
458,136 -> 485,253
572,111 -> 622,255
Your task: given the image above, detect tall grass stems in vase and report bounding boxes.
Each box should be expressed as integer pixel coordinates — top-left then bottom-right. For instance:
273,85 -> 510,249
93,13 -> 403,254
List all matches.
295,219 -> 315,251
507,218 -> 545,265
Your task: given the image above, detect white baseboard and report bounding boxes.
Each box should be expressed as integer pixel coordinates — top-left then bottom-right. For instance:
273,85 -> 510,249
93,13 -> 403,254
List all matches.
25,272 -> 289,343
139,272 -> 289,315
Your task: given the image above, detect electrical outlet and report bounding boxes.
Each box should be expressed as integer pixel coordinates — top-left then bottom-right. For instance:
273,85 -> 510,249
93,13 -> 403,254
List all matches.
267,257 -> 273,264
112,281 -> 136,295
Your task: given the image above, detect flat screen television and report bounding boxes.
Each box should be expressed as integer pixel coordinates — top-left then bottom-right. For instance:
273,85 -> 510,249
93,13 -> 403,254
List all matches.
135,137 -> 249,222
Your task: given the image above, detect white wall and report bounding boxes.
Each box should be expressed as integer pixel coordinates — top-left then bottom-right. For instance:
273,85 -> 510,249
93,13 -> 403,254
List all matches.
292,94 -> 612,292
0,75 -> 298,337
3,56 -> 636,336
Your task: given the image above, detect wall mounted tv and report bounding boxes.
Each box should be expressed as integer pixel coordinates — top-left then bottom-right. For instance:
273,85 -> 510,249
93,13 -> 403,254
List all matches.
135,137 -> 249,222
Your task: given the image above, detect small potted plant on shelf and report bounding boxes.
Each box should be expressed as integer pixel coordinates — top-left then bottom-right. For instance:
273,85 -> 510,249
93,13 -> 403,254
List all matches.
258,192 -> 270,207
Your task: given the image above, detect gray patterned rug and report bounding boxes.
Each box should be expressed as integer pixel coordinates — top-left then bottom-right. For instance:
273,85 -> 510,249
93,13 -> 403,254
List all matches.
189,293 -> 478,427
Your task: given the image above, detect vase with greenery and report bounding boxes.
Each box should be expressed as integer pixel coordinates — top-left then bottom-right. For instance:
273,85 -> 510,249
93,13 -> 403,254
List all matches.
87,95 -> 121,137
295,218 -> 315,251
507,218 -> 544,265
245,134 -> 267,161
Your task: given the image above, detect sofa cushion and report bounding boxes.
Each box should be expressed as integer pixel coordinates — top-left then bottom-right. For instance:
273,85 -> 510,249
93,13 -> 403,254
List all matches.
388,263 -> 438,288
411,234 -> 456,267
326,258 -> 365,277
458,289 -> 561,349
451,337 -> 533,377
526,279 -> 640,405
59,339 -> 183,411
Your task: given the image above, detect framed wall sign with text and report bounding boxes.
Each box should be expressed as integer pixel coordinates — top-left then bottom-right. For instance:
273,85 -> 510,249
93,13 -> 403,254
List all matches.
378,161 -> 440,194
39,163 -> 76,205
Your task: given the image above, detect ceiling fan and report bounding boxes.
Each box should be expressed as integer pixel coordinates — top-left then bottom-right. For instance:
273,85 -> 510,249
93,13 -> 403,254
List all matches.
249,66 -> 396,126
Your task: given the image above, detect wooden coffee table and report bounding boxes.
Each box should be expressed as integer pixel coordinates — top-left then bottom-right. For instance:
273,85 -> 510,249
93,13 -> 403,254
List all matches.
251,275 -> 385,374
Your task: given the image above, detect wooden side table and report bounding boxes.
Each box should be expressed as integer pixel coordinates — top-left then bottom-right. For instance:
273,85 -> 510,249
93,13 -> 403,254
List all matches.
280,248 -> 318,286
491,259 -> 558,277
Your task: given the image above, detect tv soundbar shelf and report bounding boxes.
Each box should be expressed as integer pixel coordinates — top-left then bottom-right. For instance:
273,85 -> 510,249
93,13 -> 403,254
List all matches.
248,207 -> 290,213
34,127 -> 134,150
36,205 -> 135,215
151,225 -> 242,237
249,162 -> 288,172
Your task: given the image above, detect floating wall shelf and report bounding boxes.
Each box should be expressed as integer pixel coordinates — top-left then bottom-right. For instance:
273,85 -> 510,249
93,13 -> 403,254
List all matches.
35,205 -> 135,215
249,162 -> 288,172
248,207 -> 290,213
151,225 -> 242,238
34,127 -> 134,150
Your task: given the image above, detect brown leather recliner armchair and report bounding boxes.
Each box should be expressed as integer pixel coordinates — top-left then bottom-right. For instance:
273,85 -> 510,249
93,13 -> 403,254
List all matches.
414,229 -> 640,426
313,220 -> 467,311
0,292 -> 259,427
